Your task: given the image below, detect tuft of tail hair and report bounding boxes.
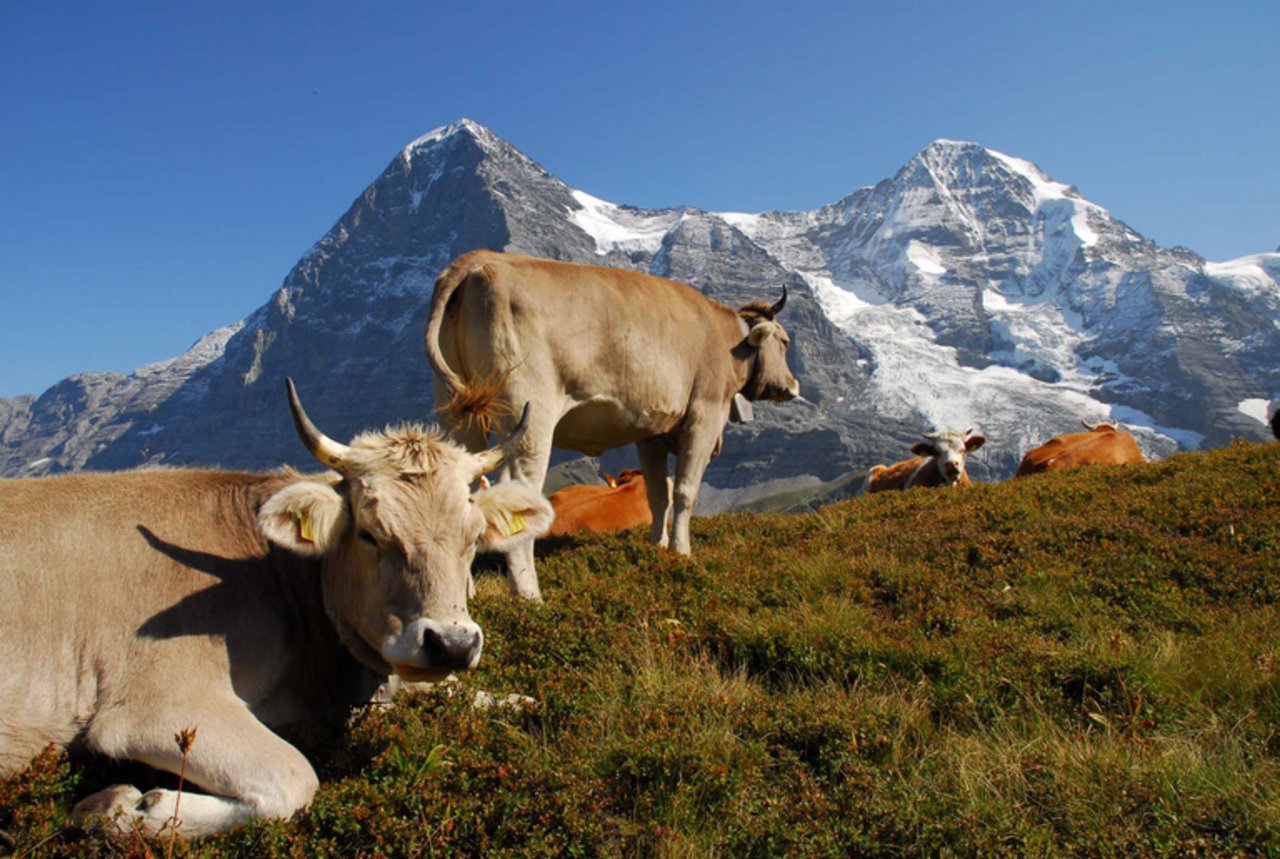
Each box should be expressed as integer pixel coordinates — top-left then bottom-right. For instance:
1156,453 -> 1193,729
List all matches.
439,367 -> 518,439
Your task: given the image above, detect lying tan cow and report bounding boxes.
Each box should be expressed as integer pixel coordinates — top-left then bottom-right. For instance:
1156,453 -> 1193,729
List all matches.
0,379 -> 552,838
1016,420 -> 1144,476
864,428 -> 986,493
548,469 -> 655,536
425,250 -> 799,600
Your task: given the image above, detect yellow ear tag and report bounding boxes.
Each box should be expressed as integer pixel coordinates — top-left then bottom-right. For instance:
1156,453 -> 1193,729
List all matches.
499,511 -> 528,538
293,510 -> 316,543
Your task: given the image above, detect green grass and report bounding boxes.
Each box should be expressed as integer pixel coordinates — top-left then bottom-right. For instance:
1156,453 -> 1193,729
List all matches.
4,442 -> 1279,856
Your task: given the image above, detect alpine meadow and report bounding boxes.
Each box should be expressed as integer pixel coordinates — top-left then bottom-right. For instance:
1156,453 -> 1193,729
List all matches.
3,441 -> 1278,856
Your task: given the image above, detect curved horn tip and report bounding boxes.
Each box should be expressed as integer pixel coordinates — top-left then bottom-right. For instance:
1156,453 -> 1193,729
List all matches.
498,402 -> 533,449
513,402 -> 532,435
471,403 -> 532,480
769,286 -> 788,317
285,376 -> 349,470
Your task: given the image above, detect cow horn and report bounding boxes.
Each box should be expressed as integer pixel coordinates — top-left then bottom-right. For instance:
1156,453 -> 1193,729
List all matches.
471,402 -> 532,480
769,286 -> 788,318
286,377 -> 351,471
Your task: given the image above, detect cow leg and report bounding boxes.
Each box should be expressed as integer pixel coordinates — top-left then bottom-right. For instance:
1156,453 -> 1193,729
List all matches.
73,698 -> 319,838
636,439 -> 671,548
493,406 -> 557,602
669,424 -> 721,555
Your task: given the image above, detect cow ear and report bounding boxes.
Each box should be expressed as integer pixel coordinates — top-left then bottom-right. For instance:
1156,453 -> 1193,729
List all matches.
911,442 -> 937,457
747,320 -> 780,347
965,434 -> 987,452
259,480 -> 349,556
473,481 -> 555,553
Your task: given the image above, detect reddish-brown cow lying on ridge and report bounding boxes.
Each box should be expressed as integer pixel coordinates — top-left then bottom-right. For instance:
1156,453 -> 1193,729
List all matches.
0,380 -> 552,838
864,428 -> 986,493
548,469 -> 655,536
1016,420 -> 1144,476
425,250 -> 799,600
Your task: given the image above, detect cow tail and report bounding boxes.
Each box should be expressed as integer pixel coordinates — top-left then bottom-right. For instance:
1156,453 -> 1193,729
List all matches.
424,260 -> 513,436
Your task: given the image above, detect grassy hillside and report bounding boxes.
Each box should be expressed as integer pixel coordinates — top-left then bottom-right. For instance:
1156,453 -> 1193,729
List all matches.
4,442 -> 1279,857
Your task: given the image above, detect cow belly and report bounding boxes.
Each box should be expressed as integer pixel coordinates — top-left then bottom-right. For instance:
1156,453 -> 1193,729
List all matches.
0,665 -> 85,776
553,398 -> 679,456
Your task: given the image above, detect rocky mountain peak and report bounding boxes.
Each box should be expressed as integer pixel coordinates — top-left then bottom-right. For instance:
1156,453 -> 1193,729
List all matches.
2,122 -> 1276,508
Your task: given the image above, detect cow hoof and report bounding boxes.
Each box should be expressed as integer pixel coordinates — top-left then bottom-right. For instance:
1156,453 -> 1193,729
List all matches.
69,784 -> 145,832
510,586 -> 543,603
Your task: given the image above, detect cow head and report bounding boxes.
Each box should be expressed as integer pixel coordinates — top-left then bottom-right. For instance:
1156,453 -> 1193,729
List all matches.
911,428 -> 986,486
605,469 -> 644,488
258,379 -> 553,682
738,288 -> 800,403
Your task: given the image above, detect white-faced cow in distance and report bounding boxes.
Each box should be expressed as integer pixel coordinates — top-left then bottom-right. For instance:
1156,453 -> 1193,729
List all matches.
425,250 -> 799,601
864,428 -> 987,493
0,379 -> 552,838
1015,420 -> 1145,477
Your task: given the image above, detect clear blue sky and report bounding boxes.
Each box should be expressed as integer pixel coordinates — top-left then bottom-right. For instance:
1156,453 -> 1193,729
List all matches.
2,1 -> 1276,399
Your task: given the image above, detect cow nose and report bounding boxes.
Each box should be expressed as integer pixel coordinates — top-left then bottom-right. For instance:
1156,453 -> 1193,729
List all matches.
945,462 -> 961,477
774,379 -> 800,402
422,622 -> 484,672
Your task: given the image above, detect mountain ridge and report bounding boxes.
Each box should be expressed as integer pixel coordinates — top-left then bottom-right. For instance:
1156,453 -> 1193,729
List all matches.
2,121 -> 1276,510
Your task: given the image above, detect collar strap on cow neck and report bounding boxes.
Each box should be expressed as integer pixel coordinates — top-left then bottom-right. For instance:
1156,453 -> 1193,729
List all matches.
742,347 -> 767,401
738,317 -> 766,401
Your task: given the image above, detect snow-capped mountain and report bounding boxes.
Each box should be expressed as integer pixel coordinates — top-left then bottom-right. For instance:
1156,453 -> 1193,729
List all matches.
2,120 -> 1276,511
721,140 -> 1280,466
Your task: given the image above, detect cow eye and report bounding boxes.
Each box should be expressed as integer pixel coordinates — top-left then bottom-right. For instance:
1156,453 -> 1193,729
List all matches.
359,530 -> 379,548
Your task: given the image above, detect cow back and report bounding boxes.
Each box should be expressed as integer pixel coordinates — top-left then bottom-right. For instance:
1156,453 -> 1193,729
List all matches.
430,251 -> 752,453
1017,427 -> 1144,476
548,475 -> 652,535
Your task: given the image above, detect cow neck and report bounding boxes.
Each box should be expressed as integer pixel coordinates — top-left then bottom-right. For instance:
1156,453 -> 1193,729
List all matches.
737,316 -> 766,401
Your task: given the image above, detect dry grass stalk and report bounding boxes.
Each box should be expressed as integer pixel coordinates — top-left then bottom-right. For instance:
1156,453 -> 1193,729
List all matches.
165,726 -> 197,857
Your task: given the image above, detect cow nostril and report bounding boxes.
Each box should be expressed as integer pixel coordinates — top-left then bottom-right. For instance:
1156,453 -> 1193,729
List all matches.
421,625 -> 482,670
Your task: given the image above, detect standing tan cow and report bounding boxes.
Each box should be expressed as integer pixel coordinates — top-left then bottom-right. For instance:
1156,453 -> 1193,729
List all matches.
864,428 -> 986,493
0,379 -> 552,838
425,250 -> 799,600
1015,420 -> 1145,476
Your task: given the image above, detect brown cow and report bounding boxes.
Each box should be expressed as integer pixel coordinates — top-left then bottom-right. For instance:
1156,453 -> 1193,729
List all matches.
1016,420 -> 1144,476
0,379 -> 552,837
548,468 -> 658,535
425,250 -> 799,600
864,428 -> 986,493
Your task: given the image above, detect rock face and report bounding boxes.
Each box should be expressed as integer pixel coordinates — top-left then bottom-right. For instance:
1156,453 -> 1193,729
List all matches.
3,121 -> 1278,512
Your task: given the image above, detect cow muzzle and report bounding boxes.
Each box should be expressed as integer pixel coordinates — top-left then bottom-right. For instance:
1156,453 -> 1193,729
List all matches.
768,378 -> 800,402
385,618 -> 484,680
